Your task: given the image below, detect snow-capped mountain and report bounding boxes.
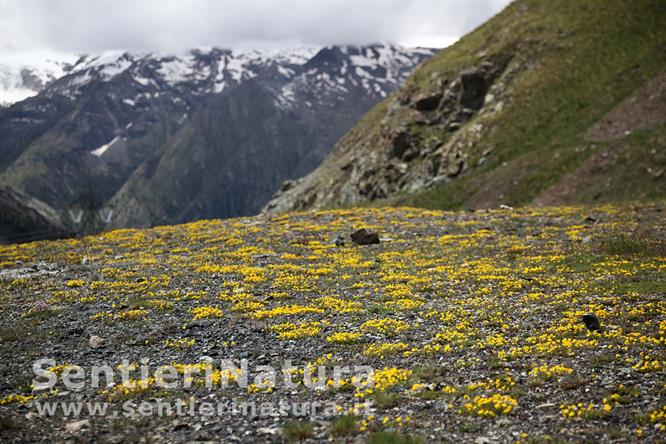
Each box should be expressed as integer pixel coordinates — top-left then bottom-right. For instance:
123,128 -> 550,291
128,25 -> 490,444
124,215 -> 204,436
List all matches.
0,55 -> 78,106
0,44 -> 435,233
3,45 -> 432,106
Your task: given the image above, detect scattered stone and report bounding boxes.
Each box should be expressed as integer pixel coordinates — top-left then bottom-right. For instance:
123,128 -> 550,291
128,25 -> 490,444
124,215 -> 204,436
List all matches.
280,180 -> 296,192
582,313 -> 602,332
0,262 -> 61,281
340,161 -> 353,171
253,253 -> 277,260
350,228 -> 380,245
89,335 -> 104,349
65,419 -> 90,432
447,121 -> 462,132
387,100 -> 402,116
32,384 -> 50,394
460,69 -> 489,110
199,355 -> 214,364
68,327 -> 84,336
446,159 -> 465,177
257,426 -> 280,435
413,92 -> 443,111
389,129 -> 413,159
332,234 -> 345,247
388,160 -> 409,175
535,403 -> 557,409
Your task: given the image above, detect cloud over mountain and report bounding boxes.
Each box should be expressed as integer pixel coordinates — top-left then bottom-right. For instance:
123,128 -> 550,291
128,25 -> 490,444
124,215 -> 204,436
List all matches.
2,0 -> 510,54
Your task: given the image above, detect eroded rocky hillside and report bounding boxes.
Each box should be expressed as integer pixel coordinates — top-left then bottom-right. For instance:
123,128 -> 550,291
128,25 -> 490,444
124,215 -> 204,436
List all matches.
264,0 -> 666,214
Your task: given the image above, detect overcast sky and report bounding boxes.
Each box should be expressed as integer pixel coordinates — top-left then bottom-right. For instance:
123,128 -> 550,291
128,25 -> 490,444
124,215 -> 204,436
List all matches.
1,0 -> 512,59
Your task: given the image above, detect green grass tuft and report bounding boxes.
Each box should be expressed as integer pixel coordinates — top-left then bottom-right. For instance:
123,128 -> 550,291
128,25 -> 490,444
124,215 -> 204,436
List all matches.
329,415 -> 359,436
367,430 -> 425,444
594,232 -> 666,257
282,420 -> 314,442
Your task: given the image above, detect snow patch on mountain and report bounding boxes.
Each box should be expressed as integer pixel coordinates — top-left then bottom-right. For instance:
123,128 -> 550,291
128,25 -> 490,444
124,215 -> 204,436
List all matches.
90,136 -> 120,157
0,53 -> 79,106
157,57 -> 194,84
78,52 -> 134,78
275,43 -> 434,110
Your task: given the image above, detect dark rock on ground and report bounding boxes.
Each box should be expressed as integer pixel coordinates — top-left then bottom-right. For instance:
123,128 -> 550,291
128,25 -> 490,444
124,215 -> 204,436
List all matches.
582,313 -> 602,332
413,92 -> 443,112
459,69 -> 489,110
332,234 -> 345,247
350,228 -> 380,245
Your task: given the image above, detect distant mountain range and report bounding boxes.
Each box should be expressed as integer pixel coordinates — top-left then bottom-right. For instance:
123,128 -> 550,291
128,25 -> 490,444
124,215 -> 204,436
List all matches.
0,44 -> 435,239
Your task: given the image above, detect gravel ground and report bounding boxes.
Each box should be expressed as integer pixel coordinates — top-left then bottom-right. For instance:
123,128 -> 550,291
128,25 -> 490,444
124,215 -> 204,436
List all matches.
0,204 -> 664,443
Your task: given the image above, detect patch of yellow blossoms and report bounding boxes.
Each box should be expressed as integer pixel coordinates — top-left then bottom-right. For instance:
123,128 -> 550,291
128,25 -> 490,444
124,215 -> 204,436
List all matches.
270,321 -> 322,340
190,306 -> 224,319
463,394 -> 518,417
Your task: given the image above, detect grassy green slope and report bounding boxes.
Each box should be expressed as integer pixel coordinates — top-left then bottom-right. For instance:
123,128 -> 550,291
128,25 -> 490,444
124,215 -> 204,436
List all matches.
397,0 -> 666,209
266,0 -> 666,215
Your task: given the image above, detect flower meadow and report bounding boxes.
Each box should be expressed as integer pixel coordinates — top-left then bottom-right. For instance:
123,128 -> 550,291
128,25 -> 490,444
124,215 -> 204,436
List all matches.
0,204 -> 664,442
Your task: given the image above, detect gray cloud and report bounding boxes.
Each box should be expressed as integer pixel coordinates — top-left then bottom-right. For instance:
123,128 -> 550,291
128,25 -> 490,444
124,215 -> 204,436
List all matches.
2,0 -> 512,55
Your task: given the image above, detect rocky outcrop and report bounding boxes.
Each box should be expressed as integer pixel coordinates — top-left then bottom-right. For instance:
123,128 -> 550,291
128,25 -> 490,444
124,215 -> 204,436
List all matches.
265,0 -> 666,214
264,54 -> 515,214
